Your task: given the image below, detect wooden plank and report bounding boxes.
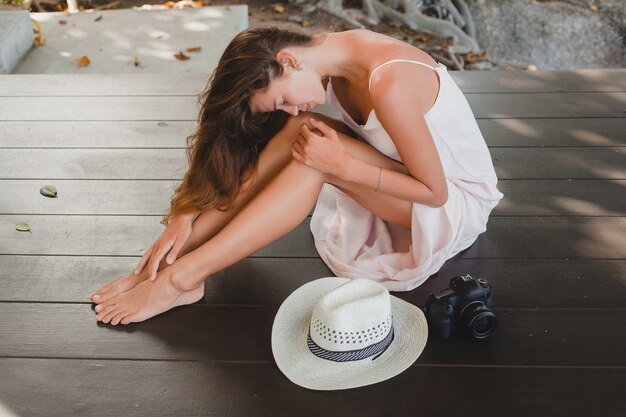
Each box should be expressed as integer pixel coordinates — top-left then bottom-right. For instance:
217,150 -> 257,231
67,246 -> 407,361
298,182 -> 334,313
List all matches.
0,303 -> 624,367
0,359 -> 622,417
451,68 -> 626,93
1,256 -> 623,308
0,93 -> 624,120
0,73 -> 209,96
477,118 -> 626,147
1,69 -> 624,96
208,258 -> 626,309
0,149 -> 188,180
0,180 -> 178,215
0,97 -> 199,121
460,217 -> 626,259
0,120 -> 197,148
2,215 -> 625,259
491,147 -> 625,179
493,180 -> 626,216
1,118 -> 623,148
2,179 -> 624,217
0,215 -> 316,258
465,92 -> 626,119
1,148 -> 624,180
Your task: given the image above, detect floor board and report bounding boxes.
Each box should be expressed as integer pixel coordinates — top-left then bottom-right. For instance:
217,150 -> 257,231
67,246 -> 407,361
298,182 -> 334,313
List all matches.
2,179 -> 625,216
1,358 -> 622,417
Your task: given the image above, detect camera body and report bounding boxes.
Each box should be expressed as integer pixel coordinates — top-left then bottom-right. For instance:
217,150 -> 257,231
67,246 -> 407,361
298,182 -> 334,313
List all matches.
424,274 -> 497,340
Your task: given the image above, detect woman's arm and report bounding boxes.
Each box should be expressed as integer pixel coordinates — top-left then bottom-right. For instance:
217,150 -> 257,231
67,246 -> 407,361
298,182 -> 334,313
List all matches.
337,153 -> 447,208
354,64 -> 448,207
295,112 -> 446,208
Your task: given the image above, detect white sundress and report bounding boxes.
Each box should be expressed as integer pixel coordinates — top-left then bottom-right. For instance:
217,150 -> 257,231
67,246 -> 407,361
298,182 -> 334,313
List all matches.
309,59 -> 504,292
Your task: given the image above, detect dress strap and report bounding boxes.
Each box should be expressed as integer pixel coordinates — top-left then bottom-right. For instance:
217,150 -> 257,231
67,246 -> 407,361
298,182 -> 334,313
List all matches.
368,59 -> 437,91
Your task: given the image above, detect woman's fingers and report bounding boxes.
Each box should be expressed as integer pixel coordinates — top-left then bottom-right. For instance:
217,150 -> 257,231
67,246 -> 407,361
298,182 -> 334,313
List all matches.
310,118 -> 335,138
148,240 -> 174,281
167,239 -> 182,264
134,243 -> 154,275
299,123 -> 316,139
292,139 -> 305,159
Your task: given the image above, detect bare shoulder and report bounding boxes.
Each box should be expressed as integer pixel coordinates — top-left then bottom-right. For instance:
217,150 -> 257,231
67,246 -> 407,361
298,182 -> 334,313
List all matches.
343,30 -> 437,111
346,29 -> 438,67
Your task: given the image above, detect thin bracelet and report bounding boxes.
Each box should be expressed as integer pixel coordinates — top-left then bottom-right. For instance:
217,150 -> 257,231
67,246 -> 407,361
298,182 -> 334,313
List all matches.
374,166 -> 383,192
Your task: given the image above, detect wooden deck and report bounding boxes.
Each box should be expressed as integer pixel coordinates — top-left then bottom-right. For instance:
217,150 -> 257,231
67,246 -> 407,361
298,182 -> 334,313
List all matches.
1,68 -> 625,416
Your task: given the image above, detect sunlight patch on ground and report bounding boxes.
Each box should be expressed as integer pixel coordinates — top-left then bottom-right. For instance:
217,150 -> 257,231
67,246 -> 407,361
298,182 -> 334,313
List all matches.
569,128 -> 617,146
102,30 -> 133,50
553,196 -> 609,215
0,401 -> 19,416
65,28 -> 89,39
493,118 -> 539,138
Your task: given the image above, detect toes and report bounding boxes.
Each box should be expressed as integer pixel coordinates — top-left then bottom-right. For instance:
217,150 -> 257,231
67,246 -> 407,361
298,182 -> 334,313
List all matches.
92,287 -> 115,304
111,311 -> 127,326
94,296 -> 117,312
102,308 -> 120,324
90,287 -> 109,301
91,279 -> 122,301
95,303 -> 115,318
121,316 -> 132,325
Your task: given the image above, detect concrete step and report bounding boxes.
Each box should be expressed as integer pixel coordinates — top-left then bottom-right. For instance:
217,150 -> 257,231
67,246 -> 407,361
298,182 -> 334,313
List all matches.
0,10 -> 35,74
11,5 -> 248,74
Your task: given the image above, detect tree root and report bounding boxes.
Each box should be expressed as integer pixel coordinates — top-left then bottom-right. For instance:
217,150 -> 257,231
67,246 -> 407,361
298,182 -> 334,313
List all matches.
315,0 -> 480,52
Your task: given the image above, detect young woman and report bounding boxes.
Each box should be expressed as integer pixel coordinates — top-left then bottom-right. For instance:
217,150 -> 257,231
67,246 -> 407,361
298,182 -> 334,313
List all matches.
88,26 -> 503,325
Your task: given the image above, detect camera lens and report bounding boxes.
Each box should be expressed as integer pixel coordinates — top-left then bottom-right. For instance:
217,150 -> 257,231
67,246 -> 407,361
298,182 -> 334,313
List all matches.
460,301 -> 497,339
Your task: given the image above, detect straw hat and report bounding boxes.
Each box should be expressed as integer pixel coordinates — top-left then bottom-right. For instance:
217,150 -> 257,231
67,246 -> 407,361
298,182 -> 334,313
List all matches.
271,277 -> 428,390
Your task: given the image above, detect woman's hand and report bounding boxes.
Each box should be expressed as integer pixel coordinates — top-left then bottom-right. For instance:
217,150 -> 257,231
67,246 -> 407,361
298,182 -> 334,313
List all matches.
133,212 -> 195,281
291,118 -> 346,177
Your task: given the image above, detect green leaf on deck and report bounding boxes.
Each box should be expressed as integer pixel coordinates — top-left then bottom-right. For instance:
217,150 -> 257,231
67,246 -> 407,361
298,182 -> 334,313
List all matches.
40,185 -> 58,198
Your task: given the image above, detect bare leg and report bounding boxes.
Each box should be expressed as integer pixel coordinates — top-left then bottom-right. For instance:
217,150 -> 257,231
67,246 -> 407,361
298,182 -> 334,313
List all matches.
89,114 -> 300,305
95,112 -> 415,324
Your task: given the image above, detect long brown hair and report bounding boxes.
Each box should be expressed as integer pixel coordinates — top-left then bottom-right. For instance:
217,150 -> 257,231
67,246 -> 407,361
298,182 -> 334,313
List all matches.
161,26 -> 326,226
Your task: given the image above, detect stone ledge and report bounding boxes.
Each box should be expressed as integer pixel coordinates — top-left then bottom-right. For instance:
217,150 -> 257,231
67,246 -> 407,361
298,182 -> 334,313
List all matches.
0,11 -> 35,74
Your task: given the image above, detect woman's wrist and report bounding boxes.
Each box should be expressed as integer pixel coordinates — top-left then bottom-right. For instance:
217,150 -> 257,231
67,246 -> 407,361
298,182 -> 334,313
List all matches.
336,154 -> 387,192
337,153 -> 356,181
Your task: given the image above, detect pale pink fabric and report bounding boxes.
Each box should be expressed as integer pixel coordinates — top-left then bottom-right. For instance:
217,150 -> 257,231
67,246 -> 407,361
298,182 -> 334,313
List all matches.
310,60 -> 504,292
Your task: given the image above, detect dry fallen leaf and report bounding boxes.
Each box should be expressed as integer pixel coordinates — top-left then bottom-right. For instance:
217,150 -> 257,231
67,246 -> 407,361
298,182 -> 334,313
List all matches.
134,56 -> 141,67
59,20 -> 67,25
588,4 -> 598,12
95,15 -> 102,22
40,185 -> 58,198
76,55 -> 90,67
301,19 -> 312,27
186,46 -> 202,52
174,51 -> 190,60
273,4 -> 285,13
16,223 -> 30,232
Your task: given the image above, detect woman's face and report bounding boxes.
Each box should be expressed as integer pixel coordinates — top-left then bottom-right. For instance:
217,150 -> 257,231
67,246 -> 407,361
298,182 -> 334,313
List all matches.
249,64 -> 326,116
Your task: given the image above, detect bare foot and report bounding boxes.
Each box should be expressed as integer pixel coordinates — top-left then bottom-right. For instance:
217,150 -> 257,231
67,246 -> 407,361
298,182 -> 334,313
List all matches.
89,269 -> 153,304
94,274 -> 204,325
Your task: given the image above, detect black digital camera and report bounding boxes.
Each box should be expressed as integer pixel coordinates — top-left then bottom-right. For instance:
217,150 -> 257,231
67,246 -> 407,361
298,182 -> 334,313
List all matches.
424,274 -> 497,340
